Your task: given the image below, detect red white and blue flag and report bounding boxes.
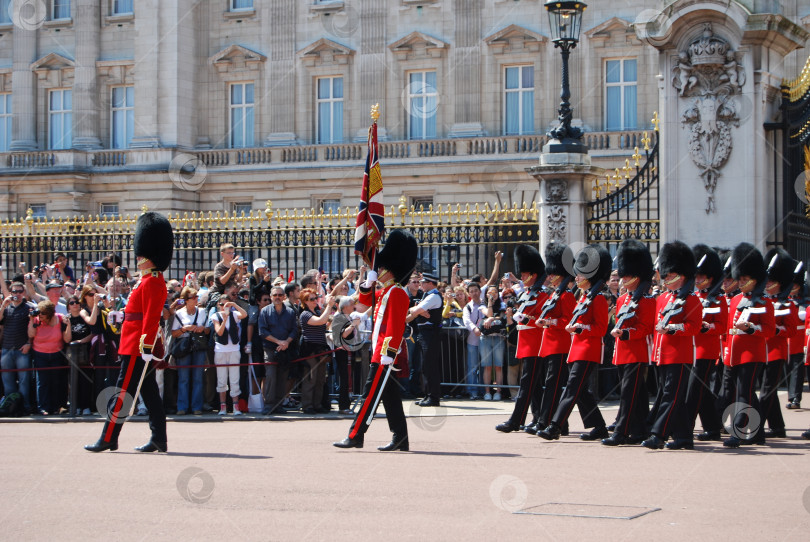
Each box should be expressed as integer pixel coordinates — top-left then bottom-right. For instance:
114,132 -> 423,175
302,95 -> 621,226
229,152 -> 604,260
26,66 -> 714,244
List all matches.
354,122 -> 385,268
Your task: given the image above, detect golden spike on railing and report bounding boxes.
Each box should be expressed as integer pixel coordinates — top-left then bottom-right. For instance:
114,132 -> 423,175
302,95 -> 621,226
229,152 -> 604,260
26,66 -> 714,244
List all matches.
623,159 -> 632,180
641,131 -> 651,151
651,111 -> 659,132
632,146 -> 641,167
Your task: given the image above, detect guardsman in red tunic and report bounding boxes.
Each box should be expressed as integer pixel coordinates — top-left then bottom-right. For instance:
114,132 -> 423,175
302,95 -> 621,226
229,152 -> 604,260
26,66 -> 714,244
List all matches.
538,244 -> 612,442
602,240 -> 655,446
534,242 -> 576,435
85,212 -> 173,453
643,241 -> 702,450
494,245 -> 547,433
687,244 -> 728,442
723,243 -> 776,448
333,230 -> 417,451
786,263 -> 806,410
760,248 -> 798,439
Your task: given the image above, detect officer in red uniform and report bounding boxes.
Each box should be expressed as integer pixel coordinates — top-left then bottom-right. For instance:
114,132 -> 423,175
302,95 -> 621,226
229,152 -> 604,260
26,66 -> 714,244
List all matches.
494,245 -> 546,433
687,244 -> 728,441
85,212 -> 173,453
723,243 -> 775,448
786,263 -> 806,410
602,240 -> 655,446
333,229 -> 417,451
761,248 -> 798,439
643,241 -> 702,450
534,242 -> 576,435
538,244 -> 612,442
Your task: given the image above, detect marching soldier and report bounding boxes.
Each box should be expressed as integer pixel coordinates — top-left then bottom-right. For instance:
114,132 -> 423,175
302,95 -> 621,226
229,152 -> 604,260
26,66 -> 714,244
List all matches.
761,248 -> 798,439
495,245 -> 547,433
708,252 -> 739,438
643,241 -> 702,450
538,244 -> 612,442
786,264 -> 807,410
85,212 -> 173,453
408,272 -> 444,407
687,244 -> 727,441
333,230 -> 417,451
723,243 -> 775,448
602,240 -> 655,446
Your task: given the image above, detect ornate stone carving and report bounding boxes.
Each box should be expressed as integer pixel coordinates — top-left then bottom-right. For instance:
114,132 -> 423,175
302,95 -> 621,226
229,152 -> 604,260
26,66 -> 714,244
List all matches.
546,179 -> 569,202
672,23 -> 744,214
547,205 -> 567,243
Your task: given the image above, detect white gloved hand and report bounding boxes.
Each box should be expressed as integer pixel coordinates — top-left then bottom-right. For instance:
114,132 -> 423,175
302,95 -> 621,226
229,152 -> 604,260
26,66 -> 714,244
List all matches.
141,353 -> 153,362
361,270 -> 378,289
512,312 -> 527,323
245,343 -> 252,354
380,355 -> 394,366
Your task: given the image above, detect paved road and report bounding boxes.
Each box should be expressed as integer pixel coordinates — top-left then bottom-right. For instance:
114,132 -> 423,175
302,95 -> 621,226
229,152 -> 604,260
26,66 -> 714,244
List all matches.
1,395 -> 809,541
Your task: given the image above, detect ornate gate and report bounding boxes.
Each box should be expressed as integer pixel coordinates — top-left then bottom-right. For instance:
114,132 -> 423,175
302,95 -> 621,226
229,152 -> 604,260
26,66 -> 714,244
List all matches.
586,119 -> 660,254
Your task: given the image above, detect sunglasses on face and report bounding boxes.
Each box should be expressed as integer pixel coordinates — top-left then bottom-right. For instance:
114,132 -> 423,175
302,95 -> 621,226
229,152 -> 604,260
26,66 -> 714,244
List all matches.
271,294 -> 284,298
68,301 -> 79,305
11,290 -> 24,294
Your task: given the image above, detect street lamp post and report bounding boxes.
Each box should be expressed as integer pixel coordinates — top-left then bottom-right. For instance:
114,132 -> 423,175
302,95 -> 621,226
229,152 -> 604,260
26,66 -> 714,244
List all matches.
544,1 -> 588,154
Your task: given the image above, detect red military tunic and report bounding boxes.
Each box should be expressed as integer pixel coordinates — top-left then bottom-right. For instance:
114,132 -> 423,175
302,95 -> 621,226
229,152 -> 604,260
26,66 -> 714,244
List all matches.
358,283 -> 409,364
538,290 -> 575,358
788,296 -> 805,357
694,290 -> 728,361
653,291 -> 702,365
612,293 -> 655,365
515,287 -> 548,359
767,299 -> 799,362
725,294 -> 775,366
804,308 -> 810,366
119,270 -> 166,357
567,293 -> 608,363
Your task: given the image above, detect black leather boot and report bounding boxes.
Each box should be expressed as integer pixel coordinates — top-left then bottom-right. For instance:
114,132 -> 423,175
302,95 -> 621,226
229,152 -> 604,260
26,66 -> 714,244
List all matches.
580,426 -> 609,441
537,423 -> 561,440
495,421 -> 521,433
333,437 -> 364,449
377,435 -> 409,451
84,438 -> 118,452
135,441 -> 167,453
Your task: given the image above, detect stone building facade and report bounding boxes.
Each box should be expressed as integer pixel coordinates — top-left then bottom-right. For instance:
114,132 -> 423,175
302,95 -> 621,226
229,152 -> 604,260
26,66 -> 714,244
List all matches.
0,0 -> 807,250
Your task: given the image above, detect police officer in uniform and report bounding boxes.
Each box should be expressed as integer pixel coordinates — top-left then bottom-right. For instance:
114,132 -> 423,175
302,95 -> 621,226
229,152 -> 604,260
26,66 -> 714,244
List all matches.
409,273 -> 443,407
85,212 -> 173,453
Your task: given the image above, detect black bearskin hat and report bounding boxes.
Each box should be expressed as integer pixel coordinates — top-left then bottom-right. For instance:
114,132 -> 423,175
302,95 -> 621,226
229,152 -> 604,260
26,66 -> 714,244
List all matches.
514,244 -> 545,278
544,242 -> 574,278
134,212 -> 173,271
792,261 -> 806,287
376,229 -> 418,286
616,239 -> 653,281
573,244 -> 612,283
730,242 -> 766,283
764,248 -> 795,293
693,244 -> 722,286
658,241 -> 695,281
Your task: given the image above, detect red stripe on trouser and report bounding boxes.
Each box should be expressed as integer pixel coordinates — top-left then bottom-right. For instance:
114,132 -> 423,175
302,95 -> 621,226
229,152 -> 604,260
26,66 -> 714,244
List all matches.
560,362 -> 589,423
103,356 -> 138,442
518,361 -> 539,422
622,365 -> 641,436
349,365 -> 385,439
660,366 -> 685,437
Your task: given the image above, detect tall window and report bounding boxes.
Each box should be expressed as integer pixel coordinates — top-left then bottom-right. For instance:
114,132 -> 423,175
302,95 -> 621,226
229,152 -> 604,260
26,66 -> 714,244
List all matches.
112,0 -> 133,14
317,76 -> 343,144
319,199 -> 342,273
0,94 -> 11,152
229,83 -> 254,148
407,71 -> 437,140
0,0 -> 11,24
49,89 -> 72,150
100,203 -> 119,218
605,58 -> 637,131
231,0 -> 253,10
52,0 -> 70,19
504,65 -> 534,135
111,86 -> 134,149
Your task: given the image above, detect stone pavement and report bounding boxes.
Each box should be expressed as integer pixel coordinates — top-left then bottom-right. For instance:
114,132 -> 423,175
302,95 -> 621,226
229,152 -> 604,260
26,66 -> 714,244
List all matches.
1,393 -> 809,541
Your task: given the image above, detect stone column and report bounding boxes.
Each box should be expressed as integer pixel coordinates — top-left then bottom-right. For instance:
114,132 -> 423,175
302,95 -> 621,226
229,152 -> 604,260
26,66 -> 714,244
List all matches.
262,0 -> 298,146
9,24 -> 38,150
352,0 -> 387,142
72,0 -> 102,149
447,0 -> 484,138
129,0 -> 161,148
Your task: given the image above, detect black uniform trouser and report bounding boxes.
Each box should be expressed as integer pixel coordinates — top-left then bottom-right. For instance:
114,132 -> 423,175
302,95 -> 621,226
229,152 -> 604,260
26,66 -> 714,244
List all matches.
614,363 -> 649,437
731,362 -> 765,442
347,363 -> 407,442
538,354 -> 567,428
417,327 -> 441,401
715,364 -> 737,422
551,360 -> 605,430
685,358 -> 721,434
760,359 -> 786,431
786,352 -> 807,404
507,356 -> 544,427
100,355 -> 166,445
649,364 -> 690,440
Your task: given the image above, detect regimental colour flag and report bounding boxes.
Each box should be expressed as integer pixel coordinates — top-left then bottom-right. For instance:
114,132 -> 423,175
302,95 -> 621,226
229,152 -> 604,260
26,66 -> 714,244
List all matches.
354,122 -> 385,268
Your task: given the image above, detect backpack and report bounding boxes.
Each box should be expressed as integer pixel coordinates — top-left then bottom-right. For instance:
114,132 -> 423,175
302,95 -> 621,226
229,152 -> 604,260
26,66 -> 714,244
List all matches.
0,392 -> 25,417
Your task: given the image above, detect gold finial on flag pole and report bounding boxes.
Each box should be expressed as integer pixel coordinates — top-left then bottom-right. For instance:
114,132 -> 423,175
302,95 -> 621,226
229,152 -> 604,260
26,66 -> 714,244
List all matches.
370,103 -> 380,123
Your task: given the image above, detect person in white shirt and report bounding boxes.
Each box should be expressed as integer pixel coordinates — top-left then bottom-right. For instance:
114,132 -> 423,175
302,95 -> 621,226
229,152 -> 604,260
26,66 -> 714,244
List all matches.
462,283 -> 486,400
211,298 -> 247,415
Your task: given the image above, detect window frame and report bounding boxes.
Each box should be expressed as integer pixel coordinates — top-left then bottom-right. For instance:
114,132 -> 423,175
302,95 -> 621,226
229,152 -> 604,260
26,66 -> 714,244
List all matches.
51,0 -> 70,20
110,85 -> 134,149
406,70 -> 438,140
315,76 -> 344,144
228,82 -> 255,149
231,201 -> 253,216
99,203 -> 119,219
111,0 -> 133,15
230,0 -> 254,11
0,93 -> 11,152
48,88 -> 72,150
603,57 -> 638,132
502,64 -> 535,136
28,203 -> 48,219
0,0 -> 11,24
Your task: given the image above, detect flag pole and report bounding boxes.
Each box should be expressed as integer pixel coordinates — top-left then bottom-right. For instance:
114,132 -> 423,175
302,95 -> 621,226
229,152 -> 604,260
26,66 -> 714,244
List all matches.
368,104 -> 380,350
